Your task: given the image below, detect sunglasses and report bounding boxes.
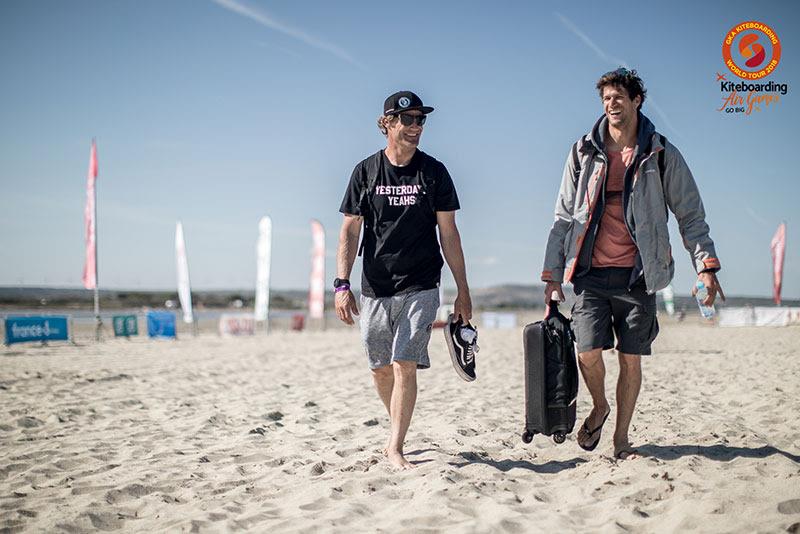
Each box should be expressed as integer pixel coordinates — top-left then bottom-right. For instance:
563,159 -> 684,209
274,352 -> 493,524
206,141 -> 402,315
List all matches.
398,113 -> 427,127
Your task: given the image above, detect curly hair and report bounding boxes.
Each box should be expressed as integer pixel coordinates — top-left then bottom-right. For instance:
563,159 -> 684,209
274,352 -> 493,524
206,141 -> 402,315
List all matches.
596,68 -> 647,110
376,114 -> 398,136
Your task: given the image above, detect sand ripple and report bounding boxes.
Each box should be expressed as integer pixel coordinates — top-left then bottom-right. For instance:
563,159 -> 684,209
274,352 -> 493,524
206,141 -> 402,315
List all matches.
1,321 -> 798,532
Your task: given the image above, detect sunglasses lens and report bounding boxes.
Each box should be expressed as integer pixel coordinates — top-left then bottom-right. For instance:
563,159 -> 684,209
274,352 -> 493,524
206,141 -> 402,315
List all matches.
399,114 -> 426,126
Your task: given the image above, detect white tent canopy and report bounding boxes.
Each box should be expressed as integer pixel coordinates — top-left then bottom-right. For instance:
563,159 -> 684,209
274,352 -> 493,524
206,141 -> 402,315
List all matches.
718,307 -> 800,327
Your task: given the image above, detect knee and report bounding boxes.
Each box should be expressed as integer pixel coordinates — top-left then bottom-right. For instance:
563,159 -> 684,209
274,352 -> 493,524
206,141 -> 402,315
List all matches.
371,365 -> 393,382
578,349 -> 603,367
392,360 -> 417,381
618,353 -> 641,372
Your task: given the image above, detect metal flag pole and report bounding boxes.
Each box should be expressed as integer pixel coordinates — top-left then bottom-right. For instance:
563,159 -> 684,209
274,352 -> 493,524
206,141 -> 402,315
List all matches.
93,146 -> 101,342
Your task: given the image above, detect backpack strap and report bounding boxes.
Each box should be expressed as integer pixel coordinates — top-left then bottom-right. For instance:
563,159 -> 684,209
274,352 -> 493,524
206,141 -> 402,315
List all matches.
358,150 -> 383,216
657,134 -> 669,212
571,135 -> 591,186
571,140 -> 581,184
357,151 -> 383,257
417,154 -> 437,214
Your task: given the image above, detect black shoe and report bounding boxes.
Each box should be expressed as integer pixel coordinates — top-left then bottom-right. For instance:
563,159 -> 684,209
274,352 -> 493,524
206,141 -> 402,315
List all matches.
444,313 -> 479,382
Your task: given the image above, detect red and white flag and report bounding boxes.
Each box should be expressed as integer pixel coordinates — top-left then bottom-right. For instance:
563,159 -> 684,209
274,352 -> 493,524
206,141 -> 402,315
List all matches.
770,222 -> 786,305
82,140 -> 98,289
309,220 -> 326,320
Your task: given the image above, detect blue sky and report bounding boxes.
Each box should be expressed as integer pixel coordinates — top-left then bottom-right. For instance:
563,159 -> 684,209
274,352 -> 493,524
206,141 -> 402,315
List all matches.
1,0 -> 798,298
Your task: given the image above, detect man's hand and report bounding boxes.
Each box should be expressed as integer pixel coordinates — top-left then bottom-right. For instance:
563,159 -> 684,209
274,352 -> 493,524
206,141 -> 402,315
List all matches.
454,291 -> 473,324
544,281 -> 565,304
335,290 -> 359,325
692,272 -> 726,306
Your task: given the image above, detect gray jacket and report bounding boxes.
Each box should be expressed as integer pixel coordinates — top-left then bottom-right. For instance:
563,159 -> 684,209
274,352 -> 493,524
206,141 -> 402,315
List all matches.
541,113 -> 720,294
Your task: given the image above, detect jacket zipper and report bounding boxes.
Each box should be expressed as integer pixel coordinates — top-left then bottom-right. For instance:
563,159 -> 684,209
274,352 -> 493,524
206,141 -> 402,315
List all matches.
566,156 -> 606,282
628,149 -> 663,294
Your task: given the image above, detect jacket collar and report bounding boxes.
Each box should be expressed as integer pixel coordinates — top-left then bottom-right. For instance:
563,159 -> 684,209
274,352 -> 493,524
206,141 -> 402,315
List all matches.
583,111 -> 658,156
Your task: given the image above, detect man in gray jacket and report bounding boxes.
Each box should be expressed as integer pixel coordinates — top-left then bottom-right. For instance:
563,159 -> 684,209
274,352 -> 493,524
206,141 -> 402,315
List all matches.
541,68 -> 724,459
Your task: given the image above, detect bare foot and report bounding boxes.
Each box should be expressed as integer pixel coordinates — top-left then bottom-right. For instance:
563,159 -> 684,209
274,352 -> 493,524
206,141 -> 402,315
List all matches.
613,442 -> 639,460
386,450 -> 414,470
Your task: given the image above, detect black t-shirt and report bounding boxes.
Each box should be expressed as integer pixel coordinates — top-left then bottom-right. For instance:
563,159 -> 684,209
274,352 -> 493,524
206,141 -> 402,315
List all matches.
339,149 -> 460,297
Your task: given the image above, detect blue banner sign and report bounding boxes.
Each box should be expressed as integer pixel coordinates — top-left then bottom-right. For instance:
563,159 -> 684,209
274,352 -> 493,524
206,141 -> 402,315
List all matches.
5,316 -> 70,345
113,315 -> 139,337
147,311 -> 176,339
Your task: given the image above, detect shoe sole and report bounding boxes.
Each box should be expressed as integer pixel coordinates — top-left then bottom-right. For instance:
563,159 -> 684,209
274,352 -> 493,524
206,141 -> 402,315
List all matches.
444,313 -> 476,382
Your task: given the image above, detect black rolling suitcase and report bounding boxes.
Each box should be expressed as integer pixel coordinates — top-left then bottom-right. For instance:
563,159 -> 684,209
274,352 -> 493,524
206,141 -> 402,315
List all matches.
521,301 -> 579,444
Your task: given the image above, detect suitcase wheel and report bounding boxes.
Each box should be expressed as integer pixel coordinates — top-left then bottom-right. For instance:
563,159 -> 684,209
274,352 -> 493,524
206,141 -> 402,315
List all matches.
553,433 -> 566,444
521,431 -> 533,444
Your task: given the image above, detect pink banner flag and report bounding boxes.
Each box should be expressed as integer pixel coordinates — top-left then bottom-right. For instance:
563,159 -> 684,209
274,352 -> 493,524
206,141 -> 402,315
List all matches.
309,220 -> 326,320
770,222 -> 786,305
82,140 -> 98,289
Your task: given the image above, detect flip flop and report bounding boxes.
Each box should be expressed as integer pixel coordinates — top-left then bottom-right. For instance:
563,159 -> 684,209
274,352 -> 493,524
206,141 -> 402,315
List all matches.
578,410 -> 610,452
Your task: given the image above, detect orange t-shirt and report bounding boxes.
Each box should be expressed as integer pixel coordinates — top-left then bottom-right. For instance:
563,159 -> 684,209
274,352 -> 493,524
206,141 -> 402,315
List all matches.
591,148 -> 638,268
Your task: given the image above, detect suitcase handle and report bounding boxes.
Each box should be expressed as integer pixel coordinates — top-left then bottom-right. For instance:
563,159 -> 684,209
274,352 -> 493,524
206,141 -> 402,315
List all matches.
544,300 -> 560,319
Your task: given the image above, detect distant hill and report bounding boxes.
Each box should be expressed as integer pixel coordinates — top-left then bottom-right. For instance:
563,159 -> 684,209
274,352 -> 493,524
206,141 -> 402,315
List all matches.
1,285 -> 796,311
0,287 -> 307,310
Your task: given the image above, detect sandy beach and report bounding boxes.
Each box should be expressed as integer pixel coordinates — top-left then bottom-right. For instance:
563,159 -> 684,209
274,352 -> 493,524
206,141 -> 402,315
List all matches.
1,318 -> 799,533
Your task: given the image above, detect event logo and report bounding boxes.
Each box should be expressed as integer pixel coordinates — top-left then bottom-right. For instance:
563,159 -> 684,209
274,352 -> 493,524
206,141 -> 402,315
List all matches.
717,20 -> 788,116
398,96 -> 410,108
722,21 -> 780,80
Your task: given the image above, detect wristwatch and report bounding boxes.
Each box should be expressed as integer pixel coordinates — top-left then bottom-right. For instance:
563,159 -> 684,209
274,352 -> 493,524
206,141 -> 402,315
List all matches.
333,278 -> 351,291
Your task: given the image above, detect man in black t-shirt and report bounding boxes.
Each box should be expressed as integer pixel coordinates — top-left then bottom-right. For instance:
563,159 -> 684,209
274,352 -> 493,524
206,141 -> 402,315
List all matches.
335,91 -> 472,470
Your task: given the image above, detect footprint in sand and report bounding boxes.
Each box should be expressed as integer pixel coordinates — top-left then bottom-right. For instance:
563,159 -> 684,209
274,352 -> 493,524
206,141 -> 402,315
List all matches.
189,519 -> 209,532
620,486 -> 673,507
71,484 -> 116,496
310,462 -> 327,476
0,463 -> 28,480
778,499 -> 800,515
233,452 -> 271,464
85,511 -> 126,530
499,519 -> 525,533
16,416 -> 43,428
299,497 -> 329,511
340,457 -> 379,473
334,447 -> 364,458
383,489 -> 414,500
105,484 -> 158,504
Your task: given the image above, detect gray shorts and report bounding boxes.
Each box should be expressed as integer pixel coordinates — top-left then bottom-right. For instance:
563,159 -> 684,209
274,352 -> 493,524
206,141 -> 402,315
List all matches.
571,267 -> 659,355
359,287 -> 440,370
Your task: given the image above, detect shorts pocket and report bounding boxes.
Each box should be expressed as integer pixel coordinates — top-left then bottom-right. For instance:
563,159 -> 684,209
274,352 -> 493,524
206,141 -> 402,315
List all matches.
640,307 -> 660,345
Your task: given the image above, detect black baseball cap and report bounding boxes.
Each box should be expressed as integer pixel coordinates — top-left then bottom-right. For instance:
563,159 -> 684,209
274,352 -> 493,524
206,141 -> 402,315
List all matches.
383,91 -> 434,115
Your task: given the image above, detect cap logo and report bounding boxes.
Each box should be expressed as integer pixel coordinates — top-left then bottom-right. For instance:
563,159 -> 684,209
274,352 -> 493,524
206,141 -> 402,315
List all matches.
398,96 -> 411,108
